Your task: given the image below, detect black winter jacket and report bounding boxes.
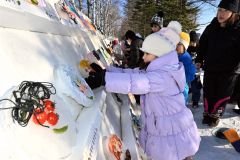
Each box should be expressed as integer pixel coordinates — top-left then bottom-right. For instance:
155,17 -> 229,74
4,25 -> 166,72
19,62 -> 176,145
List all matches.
195,18 -> 240,73
126,38 -> 143,68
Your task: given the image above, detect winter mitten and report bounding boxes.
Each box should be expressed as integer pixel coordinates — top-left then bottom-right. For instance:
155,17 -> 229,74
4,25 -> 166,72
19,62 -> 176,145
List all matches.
90,63 -> 103,73
85,70 -> 106,89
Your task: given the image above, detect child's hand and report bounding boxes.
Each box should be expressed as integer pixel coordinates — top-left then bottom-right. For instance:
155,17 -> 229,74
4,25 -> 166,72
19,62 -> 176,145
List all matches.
79,84 -> 87,94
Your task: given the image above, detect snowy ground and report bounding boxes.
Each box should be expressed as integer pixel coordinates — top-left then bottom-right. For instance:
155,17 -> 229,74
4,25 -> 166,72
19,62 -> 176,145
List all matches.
191,102 -> 240,160
129,92 -> 240,160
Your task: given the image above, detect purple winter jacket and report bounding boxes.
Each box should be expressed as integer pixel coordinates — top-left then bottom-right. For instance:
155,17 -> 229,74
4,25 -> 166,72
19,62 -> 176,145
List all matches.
105,51 -> 200,160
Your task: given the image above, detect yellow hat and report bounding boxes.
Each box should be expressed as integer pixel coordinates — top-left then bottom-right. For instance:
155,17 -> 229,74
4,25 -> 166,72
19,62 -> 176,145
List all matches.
179,32 -> 190,50
79,59 -> 90,69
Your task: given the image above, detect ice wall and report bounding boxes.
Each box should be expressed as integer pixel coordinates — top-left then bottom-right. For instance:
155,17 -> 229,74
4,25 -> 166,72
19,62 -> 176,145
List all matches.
0,1 -> 141,160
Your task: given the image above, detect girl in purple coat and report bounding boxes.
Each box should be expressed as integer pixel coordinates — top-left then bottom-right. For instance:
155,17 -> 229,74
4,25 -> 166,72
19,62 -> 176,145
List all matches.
85,21 -> 200,160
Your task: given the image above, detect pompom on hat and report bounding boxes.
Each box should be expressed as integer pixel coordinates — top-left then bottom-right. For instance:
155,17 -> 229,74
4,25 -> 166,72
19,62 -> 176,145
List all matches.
218,0 -> 239,13
141,21 -> 182,57
151,11 -> 164,28
179,32 -> 190,50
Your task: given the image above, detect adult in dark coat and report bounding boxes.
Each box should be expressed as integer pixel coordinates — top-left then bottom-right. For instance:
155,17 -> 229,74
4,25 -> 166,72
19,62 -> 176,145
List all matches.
195,0 -> 240,126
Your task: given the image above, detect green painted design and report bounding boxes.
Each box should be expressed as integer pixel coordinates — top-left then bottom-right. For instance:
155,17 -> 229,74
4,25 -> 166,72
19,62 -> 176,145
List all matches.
53,125 -> 68,134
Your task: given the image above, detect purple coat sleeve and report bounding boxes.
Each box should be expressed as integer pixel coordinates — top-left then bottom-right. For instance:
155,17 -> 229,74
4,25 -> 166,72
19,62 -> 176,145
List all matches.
105,71 -> 166,95
107,66 -> 140,73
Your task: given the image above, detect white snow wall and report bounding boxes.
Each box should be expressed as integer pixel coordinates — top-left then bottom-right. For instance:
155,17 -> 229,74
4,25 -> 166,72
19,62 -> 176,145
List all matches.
0,3 -> 136,160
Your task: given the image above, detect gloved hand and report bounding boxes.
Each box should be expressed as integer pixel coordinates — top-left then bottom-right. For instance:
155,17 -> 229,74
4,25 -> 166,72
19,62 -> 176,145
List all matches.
90,62 -> 103,73
85,67 -> 106,89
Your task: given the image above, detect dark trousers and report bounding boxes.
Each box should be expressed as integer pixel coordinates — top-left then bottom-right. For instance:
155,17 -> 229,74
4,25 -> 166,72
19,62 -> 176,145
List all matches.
230,75 -> 240,103
191,76 -> 202,103
203,71 -> 237,116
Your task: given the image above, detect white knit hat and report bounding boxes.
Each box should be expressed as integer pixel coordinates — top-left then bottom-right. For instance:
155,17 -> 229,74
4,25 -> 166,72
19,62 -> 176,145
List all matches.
140,21 -> 182,57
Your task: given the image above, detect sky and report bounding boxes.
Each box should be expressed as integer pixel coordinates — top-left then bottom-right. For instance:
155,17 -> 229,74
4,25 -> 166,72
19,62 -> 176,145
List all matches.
197,0 -> 220,33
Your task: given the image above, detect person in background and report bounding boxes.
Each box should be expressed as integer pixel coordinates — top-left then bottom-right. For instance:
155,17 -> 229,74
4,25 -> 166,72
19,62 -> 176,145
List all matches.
187,31 -> 202,108
124,30 -> 144,105
195,0 -> 240,127
150,11 -> 164,33
124,30 -> 143,69
85,21 -> 201,160
111,39 -> 126,67
176,32 -> 196,104
187,31 -> 199,59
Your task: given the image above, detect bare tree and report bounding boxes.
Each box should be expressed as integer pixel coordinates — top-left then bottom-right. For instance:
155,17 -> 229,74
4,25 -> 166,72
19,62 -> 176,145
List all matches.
87,0 -> 121,36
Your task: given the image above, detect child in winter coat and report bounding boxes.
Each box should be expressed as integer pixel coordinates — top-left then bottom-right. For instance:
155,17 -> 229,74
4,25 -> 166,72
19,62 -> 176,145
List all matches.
176,32 -> 196,104
187,31 -> 202,108
150,11 -> 164,33
86,21 -> 200,160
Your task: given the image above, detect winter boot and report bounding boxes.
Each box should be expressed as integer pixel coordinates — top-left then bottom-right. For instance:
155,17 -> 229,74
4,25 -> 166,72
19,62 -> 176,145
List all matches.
208,114 -> 220,127
202,112 -> 211,125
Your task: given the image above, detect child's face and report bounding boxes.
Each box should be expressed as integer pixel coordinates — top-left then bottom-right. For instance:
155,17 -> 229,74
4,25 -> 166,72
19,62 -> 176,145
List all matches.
151,24 -> 161,33
143,52 -> 157,63
176,43 -> 185,54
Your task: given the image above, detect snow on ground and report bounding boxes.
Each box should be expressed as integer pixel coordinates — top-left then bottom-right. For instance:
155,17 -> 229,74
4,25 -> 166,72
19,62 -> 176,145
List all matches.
129,92 -> 240,160
191,102 -> 240,160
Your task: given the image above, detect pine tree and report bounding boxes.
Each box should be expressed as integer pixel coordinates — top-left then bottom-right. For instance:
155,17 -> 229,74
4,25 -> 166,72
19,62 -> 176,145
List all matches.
122,0 -> 216,37
159,0 -> 200,32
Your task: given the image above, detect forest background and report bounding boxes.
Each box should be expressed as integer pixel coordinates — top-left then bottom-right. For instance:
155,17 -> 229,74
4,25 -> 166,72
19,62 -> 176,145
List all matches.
74,0 -> 219,38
